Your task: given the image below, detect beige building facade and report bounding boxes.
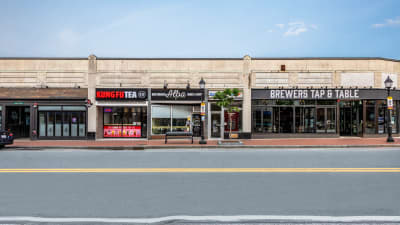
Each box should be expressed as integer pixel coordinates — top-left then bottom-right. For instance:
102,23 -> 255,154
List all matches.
0,55 -> 399,140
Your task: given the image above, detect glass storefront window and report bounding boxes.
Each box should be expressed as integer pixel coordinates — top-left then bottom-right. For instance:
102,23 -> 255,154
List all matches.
223,102 -> 243,132
366,105 -> 376,134
152,105 -> 200,135
224,111 -> 241,132
211,113 -> 222,138
378,100 -> 386,134
39,112 -> 46,136
38,106 -> 62,111
326,108 -> 336,133
79,112 -> 85,136
152,105 -> 171,135
252,99 -> 400,136
47,112 -> 55,136
262,107 -> 272,132
316,108 -> 325,133
71,112 -> 78,137
273,107 -> 279,133
38,106 -> 86,138
317,100 -> 337,105
253,109 -> 262,133
279,107 -> 294,133
295,107 -> 315,133
392,102 -> 397,133
172,105 -> 192,132
211,103 -> 221,111
55,112 -> 62,136
252,100 -> 335,134
103,107 -> 147,138
276,100 -> 294,105
63,112 -> 70,136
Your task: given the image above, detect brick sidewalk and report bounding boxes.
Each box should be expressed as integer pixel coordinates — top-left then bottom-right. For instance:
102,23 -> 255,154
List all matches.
6,137 -> 400,149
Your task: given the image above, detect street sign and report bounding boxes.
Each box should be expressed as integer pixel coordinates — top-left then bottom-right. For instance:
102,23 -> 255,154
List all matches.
200,102 -> 206,116
387,96 -> 393,110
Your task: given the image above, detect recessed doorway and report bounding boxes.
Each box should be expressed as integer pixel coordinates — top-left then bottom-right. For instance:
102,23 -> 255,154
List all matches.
339,101 -> 362,136
6,106 -> 30,138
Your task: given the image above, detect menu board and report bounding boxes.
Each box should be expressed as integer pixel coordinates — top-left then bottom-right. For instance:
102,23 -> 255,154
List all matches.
104,125 -> 141,137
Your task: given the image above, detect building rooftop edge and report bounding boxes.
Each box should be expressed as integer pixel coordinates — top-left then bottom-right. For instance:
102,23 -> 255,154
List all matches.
0,57 -> 398,62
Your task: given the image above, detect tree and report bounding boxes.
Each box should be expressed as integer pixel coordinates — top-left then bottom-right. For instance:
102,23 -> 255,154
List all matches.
213,88 -> 241,139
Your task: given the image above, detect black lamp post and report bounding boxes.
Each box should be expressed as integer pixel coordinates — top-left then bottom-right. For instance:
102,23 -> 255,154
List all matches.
199,78 -> 207,144
384,76 -> 394,142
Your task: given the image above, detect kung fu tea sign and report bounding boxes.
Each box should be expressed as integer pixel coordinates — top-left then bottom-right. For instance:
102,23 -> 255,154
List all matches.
254,89 -> 361,100
96,88 -> 148,100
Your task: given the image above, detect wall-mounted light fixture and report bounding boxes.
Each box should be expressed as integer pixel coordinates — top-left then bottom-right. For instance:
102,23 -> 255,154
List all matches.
186,80 -> 190,90
164,80 -> 168,90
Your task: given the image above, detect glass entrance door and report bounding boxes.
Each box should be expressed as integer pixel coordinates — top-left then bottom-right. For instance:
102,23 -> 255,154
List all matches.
211,113 -> 221,138
279,107 -> 293,133
340,101 -> 362,136
316,107 -> 336,133
6,106 -> 30,138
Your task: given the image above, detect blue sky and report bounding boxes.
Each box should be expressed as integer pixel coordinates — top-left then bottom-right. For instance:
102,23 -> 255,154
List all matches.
1,0 -> 400,58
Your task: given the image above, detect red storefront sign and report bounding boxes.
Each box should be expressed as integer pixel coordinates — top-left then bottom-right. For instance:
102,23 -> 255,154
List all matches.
104,125 -> 141,137
96,89 -> 148,100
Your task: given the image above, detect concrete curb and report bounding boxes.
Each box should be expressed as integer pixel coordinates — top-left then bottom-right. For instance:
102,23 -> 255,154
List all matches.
3,144 -> 400,150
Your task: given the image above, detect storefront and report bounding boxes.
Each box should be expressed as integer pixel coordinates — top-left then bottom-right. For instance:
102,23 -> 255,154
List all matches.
38,105 -> 87,138
150,89 -> 204,137
96,88 -> 148,138
252,88 -> 400,137
208,90 -> 243,139
0,88 -> 88,139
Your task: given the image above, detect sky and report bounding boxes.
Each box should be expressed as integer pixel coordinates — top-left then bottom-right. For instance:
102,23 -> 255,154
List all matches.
1,0 -> 400,58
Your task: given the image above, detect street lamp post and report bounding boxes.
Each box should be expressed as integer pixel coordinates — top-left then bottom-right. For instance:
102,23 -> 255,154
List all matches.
384,76 -> 394,142
199,78 -> 207,144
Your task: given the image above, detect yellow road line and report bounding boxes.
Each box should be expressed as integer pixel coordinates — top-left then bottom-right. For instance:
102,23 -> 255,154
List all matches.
0,168 -> 399,173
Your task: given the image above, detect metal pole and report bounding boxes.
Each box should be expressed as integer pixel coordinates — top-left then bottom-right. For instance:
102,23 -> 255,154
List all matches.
199,88 -> 207,144
387,88 -> 394,142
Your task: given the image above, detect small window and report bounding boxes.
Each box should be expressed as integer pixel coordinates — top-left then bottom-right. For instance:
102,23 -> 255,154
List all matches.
63,106 -> 87,111
39,106 -> 62,111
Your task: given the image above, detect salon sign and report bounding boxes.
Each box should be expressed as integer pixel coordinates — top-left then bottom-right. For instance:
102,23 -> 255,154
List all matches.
151,89 -> 203,101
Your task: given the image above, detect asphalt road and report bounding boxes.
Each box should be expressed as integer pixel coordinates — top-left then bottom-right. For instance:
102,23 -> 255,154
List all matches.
0,147 -> 399,224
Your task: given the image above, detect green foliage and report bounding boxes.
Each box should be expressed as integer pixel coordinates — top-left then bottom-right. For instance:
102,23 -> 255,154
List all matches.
213,88 -> 241,138
213,88 -> 241,113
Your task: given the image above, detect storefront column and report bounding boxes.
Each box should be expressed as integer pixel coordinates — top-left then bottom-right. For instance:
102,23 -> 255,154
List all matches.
87,54 -> 97,139
242,55 -> 252,138
147,88 -> 152,139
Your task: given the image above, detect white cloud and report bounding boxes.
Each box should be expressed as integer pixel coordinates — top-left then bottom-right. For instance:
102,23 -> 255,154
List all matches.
268,21 -> 317,37
372,17 -> 400,28
284,21 -> 308,37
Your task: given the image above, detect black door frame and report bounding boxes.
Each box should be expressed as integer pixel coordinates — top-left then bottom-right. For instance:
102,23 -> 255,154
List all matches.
339,100 -> 363,136
5,105 -> 31,138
